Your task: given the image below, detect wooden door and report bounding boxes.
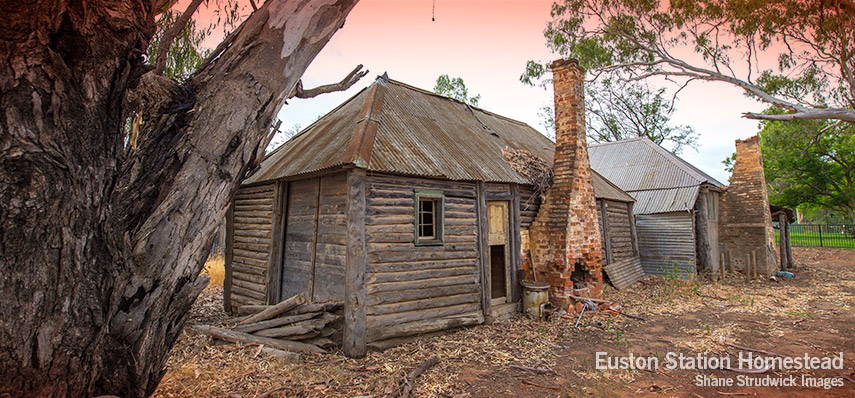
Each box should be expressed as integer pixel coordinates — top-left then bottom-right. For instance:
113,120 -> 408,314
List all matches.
487,201 -> 510,301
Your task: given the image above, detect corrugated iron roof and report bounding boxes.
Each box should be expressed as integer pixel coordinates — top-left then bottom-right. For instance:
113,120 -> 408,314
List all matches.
592,170 -> 635,203
245,76 -> 633,202
588,137 -> 723,214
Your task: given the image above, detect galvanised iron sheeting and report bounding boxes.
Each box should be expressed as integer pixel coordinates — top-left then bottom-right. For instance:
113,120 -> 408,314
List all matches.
588,138 -> 724,191
631,186 -> 699,215
635,213 -> 696,279
243,85 -> 366,184
602,256 -> 645,289
244,77 -> 634,203
369,79 -> 554,183
592,170 -> 635,203
588,138 -> 723,214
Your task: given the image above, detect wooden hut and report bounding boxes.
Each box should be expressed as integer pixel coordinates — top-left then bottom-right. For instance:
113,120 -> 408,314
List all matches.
224,75 -> 637,356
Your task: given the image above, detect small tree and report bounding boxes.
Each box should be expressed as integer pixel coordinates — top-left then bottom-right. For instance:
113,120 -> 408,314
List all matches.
586,79 -> 698,153
434,74 -> 481,106
521,70 -> 697,152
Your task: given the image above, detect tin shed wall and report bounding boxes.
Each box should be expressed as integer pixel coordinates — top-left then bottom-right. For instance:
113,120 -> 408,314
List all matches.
635,212 -> 696,279
603,200 -> 637,263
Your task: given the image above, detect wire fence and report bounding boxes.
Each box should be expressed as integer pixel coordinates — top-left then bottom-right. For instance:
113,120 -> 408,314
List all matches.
774,223 -> 855,248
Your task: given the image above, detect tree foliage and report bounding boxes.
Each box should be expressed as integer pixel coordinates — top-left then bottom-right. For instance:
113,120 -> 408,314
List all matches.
759,108 -> 855,223
434,74 -> 481,106
540,0 -> 855,122
586,79 -> 698,153
522,74 -> 697,153
146,10 -> 209,81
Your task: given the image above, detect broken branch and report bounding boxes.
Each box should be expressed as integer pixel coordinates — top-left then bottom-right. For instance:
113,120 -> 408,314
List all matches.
400,356 -> 440,398
290,64 -> 368,99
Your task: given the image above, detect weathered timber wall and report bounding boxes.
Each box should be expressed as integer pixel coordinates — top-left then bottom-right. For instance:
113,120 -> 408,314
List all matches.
602,200 -> 637,263
363,173 -> 483,344
281,173 -> 347,301
230,183 -> 276,306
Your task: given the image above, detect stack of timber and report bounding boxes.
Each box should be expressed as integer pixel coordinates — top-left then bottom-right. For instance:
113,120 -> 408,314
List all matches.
192,294 -> 343,358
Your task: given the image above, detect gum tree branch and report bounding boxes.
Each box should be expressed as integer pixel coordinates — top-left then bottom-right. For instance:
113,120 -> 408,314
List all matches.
289,64 -> 368,99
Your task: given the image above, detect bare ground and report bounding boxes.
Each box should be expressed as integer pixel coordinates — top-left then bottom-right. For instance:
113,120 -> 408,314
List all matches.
155,248 -> 855,397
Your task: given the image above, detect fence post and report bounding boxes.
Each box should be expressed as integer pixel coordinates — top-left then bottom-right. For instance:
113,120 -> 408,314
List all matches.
819,225 -> 823,247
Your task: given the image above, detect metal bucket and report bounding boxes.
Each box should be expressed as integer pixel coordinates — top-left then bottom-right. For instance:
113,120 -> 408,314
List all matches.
520,280 -> 550,319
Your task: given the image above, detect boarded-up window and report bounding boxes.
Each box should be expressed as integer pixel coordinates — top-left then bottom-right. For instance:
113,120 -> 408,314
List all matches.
706,192 -> 718,221
414,190 -> 444,245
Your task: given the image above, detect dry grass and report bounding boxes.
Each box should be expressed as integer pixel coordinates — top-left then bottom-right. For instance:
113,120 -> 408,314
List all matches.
203,253 -> 225,289
156,307 -> 586,398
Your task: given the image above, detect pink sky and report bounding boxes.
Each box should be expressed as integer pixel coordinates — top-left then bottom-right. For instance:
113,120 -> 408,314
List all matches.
195,0 -> 772,183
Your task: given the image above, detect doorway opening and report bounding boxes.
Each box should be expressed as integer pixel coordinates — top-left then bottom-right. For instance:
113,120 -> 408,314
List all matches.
490,245 -> 507,299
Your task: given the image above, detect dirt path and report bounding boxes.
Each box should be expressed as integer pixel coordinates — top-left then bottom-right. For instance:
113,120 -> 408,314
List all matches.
156,248 -> 855,397
460,248 -> 855,397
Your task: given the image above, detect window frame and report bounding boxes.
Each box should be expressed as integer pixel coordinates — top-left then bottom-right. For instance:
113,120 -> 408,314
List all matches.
414,189 -> 445,246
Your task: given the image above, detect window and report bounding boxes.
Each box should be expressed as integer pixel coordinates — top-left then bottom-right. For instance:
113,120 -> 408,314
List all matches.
414,190 -> 444,245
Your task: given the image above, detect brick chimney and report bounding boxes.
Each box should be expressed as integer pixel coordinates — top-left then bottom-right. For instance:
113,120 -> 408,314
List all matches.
720,136 -> 778,275
528,59 -> 603,309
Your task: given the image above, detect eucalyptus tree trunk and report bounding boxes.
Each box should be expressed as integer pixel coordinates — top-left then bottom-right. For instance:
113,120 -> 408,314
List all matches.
0,0 -> 358,396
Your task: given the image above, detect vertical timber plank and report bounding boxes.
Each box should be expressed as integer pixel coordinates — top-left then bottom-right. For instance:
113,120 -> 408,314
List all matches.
476,181 -> 492,323
510,184 -> 522,303
344,169 -> 367,358
267,181 -> 288,304
600,201 -> 613,265
308,178 -> 322,300
224,203 -> 235,313
628,203 -> 640,256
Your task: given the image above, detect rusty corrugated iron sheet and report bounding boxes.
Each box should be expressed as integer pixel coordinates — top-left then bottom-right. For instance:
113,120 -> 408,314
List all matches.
244,77 -> 633,202
631,186 -> 699,215
588,137 -> 723,214
603,256 -> 645,289
243,86 -> 367,184
592,170 -> 635,203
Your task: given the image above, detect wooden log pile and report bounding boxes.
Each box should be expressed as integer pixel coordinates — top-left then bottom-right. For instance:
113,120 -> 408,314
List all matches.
192,293 -> 343,357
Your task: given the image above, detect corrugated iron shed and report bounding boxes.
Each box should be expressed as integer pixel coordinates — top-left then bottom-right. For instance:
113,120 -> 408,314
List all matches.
245,76 -> 633,203
588,138 -> 723,214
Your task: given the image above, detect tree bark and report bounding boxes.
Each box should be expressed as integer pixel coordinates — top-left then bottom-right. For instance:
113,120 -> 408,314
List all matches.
0,0 -> 358,397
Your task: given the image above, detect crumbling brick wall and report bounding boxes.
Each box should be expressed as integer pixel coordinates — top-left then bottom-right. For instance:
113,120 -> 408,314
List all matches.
527,59 -> 603,309
720,136 -> 778,275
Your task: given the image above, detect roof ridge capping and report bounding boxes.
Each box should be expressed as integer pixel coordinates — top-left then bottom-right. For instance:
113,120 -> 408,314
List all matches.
342,76 -> 388,167
588,136 -> 644,148
385,78 -> 532,128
